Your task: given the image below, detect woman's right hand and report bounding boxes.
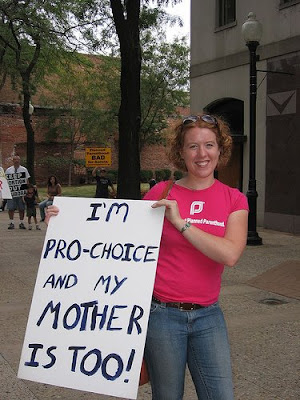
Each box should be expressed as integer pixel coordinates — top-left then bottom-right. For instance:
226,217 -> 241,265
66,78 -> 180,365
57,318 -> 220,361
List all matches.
45,205 -> 60,226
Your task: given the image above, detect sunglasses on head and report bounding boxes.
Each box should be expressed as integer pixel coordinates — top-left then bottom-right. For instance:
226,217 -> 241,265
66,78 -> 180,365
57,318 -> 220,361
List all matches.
182,114 -> 218,126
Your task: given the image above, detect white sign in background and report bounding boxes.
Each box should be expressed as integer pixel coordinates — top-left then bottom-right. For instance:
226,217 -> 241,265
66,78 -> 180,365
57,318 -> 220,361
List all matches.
5,171 -> 28,197
0,167 -> 12,199
18,197 -> 165,399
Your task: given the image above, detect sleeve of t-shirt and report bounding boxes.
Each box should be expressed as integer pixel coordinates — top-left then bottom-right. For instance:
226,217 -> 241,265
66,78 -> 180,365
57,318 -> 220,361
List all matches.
143,181 -> 167,201
24,168 -> 30,180
231,189 -> 249,213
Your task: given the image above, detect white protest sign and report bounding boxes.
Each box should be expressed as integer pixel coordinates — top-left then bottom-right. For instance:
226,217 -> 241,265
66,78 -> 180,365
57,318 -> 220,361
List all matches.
18,197 -> 165,399
0,167 -> 12,199
5,171 -> 28,197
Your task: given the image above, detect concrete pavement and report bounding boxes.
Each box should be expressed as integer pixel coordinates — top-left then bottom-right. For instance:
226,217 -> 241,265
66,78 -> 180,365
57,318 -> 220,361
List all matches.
0,209 -> 299,400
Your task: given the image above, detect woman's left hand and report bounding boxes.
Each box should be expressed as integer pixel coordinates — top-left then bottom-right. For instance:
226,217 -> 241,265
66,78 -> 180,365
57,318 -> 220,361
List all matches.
152,199 -> 184,230
45,205 -> 60,226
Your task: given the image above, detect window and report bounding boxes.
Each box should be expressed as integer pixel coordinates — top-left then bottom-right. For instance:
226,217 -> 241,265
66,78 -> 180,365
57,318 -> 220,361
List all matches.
217,0 -> 236,27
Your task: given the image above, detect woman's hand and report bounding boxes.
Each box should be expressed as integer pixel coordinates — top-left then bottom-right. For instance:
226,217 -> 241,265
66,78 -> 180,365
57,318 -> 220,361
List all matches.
45,205 -> 59,226
152,199 -> 184,231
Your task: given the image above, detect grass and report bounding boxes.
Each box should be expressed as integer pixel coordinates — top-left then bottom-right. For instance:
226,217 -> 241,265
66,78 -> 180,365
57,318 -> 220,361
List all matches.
37,183 -> 150,200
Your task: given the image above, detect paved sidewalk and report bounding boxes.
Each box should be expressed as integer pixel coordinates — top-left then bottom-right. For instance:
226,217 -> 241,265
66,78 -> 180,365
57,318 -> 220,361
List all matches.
0,210 -> 299,400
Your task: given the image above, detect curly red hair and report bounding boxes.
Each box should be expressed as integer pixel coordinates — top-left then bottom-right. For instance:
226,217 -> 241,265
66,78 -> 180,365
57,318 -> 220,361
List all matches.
168,114 -> 232,172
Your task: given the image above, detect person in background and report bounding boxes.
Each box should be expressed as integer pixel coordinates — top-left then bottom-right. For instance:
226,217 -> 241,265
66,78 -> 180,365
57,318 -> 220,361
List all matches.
24,184 -> 41,230
0,166 -> 5,211
5,155 -> 30,229
92,167 -> 116,198
39,175 -> 62,222
149,178 -> 157,189
143,114 -> 249,399
0,199 -> 7,211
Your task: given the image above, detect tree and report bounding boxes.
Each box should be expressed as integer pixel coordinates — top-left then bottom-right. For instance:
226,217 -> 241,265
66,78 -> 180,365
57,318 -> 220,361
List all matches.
0,0 -> 104,183
140,34 -> 189,148
38,55 -> 118,185
110,1 -> 142,199
109,0 -> 183,199
94,35 -> 189,149
1,0 -> 184,195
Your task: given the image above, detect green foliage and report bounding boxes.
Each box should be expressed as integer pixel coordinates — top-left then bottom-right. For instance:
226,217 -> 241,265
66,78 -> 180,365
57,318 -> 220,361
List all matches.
155,169 -> 164,182
107,169 -> 118,184
140,169 -> 154,183
162,168 -> 172,180
173,170 -> 183,180
38,155 -> 69,170
39,54 -> 119,141
155,168 -> 172,181
138,5 -> 189,148
73,159 -> 86,166
0,0 -> 187,197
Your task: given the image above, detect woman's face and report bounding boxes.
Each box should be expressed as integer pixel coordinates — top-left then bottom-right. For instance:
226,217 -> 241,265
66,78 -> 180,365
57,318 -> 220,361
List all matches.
181,127 -> 220,180
50,176 -> 55,184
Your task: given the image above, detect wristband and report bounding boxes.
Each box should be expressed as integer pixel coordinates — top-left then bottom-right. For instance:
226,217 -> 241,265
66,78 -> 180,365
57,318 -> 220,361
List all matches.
180,221 -> 191,233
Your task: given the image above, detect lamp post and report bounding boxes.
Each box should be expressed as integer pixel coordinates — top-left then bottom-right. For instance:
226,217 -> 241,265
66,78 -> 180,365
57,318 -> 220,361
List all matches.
242,12 -> 263,245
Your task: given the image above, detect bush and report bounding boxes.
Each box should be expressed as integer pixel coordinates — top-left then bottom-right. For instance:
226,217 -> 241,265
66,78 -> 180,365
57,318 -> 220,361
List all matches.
162,169 -> 171,180
79,177 -> 86,184
155,169 -> 165,182
173,170 -> 183,180
107,169 -> 118,184
140,169 -> 153,183
155,169 -> 172,181
73,159 -> 85,166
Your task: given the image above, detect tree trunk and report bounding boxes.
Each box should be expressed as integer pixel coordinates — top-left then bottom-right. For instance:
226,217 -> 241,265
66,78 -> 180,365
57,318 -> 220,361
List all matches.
22,78 -> 35,184
68,142 -> 74,186
111,0 -> 141,199
20,43 -> 40,185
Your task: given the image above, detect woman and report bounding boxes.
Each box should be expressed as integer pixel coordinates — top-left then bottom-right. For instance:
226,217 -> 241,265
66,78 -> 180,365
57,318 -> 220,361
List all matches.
39,175 -> 61,222
142,114 -> 248,400
46,114 -> 248,399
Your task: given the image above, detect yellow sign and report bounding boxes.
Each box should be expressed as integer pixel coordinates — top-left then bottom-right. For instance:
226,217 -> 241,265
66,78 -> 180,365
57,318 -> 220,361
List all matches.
85,147 -> 112,167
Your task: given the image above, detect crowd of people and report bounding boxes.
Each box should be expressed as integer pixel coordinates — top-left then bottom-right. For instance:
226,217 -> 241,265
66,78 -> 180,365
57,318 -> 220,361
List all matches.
0,155 -> 62,230
1,158 -> 121,230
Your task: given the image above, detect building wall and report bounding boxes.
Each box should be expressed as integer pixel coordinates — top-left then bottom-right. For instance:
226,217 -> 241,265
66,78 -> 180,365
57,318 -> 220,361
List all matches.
0,103 -> 179,185
191,0 -> 300,65
265,52 -> 300,233
190,58 -> 268,226
190,0 -> 300,233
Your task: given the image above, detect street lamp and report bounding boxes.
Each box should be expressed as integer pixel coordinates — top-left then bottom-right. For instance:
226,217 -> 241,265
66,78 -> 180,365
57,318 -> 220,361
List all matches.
242,12 -> 263,246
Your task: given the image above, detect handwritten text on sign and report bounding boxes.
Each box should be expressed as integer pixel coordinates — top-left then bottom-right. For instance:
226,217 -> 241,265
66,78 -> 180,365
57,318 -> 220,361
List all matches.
18,197 -> 165,399
5,171 -> 27,197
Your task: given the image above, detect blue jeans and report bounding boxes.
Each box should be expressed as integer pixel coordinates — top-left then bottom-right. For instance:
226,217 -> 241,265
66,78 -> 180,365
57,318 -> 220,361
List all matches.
144,302 -> 234,400
39,199 -> 53,220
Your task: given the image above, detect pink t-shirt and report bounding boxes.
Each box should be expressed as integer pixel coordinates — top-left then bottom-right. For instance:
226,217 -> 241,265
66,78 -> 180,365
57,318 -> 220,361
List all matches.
143,180 -> 249,306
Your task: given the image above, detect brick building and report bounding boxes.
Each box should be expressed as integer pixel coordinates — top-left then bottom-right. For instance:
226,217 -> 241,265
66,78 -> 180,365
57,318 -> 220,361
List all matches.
0,77 -> 189,185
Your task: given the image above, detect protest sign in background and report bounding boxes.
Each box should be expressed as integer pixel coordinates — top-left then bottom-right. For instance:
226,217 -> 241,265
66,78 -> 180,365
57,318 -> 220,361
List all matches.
5,171 -> 27,197
0,167 -> 12,199
18,197 -> 165,399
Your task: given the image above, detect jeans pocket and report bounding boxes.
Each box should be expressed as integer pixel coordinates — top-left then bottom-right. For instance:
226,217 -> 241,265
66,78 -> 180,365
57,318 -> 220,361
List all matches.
150,302 -> 160,313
